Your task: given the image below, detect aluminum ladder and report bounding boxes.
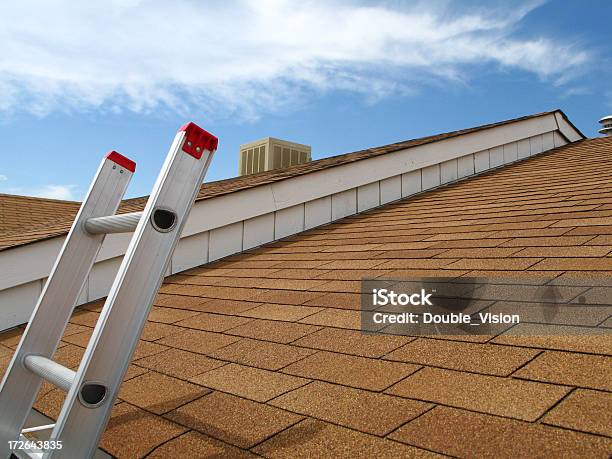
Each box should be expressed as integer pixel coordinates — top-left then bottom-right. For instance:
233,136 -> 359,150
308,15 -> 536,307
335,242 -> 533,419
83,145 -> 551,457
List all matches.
0,122 -> 218,458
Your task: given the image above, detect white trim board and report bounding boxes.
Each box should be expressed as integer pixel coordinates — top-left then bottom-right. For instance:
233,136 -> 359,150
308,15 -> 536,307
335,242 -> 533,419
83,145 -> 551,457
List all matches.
0,112 -> 581,330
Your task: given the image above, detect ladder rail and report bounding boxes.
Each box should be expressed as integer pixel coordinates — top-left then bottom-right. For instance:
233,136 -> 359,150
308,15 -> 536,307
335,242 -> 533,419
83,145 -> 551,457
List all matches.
48,123 -> 217,458
0,152 -> 135,458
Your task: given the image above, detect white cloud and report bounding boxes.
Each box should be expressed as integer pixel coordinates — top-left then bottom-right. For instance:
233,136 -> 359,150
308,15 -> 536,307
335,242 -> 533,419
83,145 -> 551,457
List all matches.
0,175 -> 7,182
2,184 -> 77,200
0,0 -> 590,120
32,185 -> 77,200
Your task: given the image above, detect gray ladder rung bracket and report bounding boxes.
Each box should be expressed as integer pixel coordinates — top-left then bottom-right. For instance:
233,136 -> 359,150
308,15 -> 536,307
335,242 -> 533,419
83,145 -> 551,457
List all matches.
0,123 -> 218,459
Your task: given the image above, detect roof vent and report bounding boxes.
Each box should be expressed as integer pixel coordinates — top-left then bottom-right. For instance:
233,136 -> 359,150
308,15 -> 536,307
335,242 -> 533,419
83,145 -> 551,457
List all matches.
599,115 -> 612,136
239,137 -> 311,176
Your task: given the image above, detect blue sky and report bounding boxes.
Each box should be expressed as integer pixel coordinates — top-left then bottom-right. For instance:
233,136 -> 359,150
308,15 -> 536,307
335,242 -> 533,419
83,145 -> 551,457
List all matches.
0,0 -> 610,201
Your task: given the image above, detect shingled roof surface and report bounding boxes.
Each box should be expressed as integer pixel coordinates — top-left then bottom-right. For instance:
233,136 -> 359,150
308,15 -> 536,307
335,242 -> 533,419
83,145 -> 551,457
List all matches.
0,194 -> 79,234
0,110 -> 580,252
1,136 -> 611,458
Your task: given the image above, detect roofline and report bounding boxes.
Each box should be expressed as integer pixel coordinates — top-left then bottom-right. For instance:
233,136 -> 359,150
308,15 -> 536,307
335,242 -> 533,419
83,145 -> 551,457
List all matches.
180,109 -> 586,194
0,193 -> 80,205
6,110 -> 583,211
363,109 -> 584,154
0,109 -> 586,253
178,109 -> 584,198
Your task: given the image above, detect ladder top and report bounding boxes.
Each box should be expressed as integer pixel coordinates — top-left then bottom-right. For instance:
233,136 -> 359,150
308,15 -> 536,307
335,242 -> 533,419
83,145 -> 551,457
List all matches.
179,121 -> 219,159
106,151 -> 136,173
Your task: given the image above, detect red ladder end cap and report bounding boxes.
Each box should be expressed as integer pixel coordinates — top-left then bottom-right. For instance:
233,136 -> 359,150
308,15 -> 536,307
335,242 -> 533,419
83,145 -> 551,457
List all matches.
106,151 -> 136,173
179,122 -> 219,159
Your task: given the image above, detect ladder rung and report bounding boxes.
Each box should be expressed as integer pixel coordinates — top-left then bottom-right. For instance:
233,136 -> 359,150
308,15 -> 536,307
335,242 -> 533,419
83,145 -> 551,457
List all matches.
22,424 -> 55,434
84,211 -> 142,234
23,355 -> 75,392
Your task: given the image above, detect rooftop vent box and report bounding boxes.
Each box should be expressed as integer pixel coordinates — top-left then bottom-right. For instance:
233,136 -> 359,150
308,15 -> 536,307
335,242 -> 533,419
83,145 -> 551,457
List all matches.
599,115 -> 612,136
239,137 -> 311,176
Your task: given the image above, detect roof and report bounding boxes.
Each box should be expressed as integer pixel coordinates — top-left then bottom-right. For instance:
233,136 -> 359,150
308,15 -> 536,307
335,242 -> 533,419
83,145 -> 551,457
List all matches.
0,194 -> 79,234
0,109 -> 583,252
2,136 -> 610,457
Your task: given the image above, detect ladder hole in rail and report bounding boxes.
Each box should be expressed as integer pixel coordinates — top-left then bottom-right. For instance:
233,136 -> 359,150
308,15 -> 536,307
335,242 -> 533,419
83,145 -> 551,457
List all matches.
79,383 -> 107,407
151,208 -> 177,232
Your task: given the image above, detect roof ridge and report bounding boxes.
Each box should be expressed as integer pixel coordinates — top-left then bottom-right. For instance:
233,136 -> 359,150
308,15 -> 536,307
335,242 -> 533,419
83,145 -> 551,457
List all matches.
127,109 -> 570,202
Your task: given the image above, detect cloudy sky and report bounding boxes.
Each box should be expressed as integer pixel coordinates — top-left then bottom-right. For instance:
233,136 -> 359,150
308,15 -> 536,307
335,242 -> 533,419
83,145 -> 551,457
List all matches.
0,0 -> 610,200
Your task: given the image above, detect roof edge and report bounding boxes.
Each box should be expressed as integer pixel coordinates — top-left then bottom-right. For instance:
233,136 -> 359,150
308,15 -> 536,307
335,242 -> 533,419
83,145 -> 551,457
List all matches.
553,108 -> 586,139
0,193 -> 80,205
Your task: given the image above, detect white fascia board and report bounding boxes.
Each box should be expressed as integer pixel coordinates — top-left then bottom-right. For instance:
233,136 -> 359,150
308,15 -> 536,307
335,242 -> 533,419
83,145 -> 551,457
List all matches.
0,280 -> 43,329
180,184 -> 276,237
0,232 -> 135,293
243,213 -> 275,250
209,221 -> 243,262
96,232 -> 132,261
554,112 -> 584,142
172,231 -> 209,274
380,175 -> 401,204
275,204 -> 305,239
267,113 -> 559,209
0,238 -> 63,290
304,196 -> 332,229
